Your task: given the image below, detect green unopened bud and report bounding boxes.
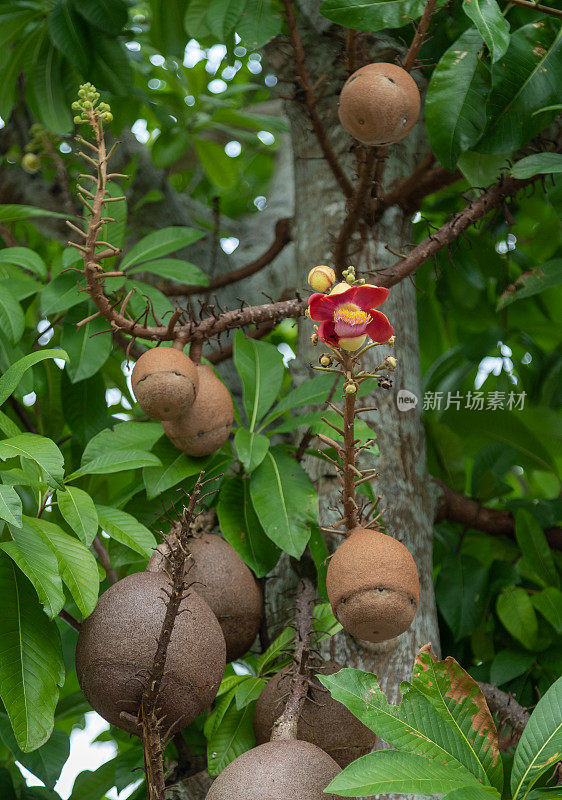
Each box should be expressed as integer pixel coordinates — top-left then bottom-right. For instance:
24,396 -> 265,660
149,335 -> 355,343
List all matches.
73,115 -> 83,125
344,382 -> 357,395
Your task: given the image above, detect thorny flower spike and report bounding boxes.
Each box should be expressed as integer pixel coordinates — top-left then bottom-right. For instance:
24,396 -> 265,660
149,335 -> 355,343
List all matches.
308,280 -> 393,351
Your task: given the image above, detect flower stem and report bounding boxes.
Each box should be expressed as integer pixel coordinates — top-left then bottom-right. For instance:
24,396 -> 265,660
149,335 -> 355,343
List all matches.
342,352 -> 358,532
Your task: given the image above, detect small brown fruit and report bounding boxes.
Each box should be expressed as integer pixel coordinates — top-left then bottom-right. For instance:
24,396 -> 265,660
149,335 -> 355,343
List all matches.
326,528 -> 419,642
131,347 -> 199,421
205,740 -> 341,800
162,364 -> 233,457
75,571 -> 226,735
149,532 -> 264,661
253,660 -> 376,767
338,63 -> 421,146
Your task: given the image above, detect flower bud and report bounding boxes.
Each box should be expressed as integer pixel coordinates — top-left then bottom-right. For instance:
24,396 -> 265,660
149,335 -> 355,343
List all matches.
385,356 -> 397,369
345,382 -> 357,394
319,354 -> 332,367
310,333 -> 319,346
308,265 -> 335,292
339,334 -> 366,351
387,335 -> 396,346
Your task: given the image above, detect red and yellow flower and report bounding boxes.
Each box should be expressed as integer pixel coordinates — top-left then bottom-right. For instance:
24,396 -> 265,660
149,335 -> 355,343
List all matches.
308,282 -> 393,351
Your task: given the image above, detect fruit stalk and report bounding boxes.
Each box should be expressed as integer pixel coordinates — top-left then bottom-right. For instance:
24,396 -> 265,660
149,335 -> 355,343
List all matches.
342,352 -> 359,532
270,576 -> 316,741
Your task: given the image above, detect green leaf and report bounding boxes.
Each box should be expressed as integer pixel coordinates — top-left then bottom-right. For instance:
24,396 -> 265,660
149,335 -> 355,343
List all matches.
207,700 -> 255,776
479,23 -> 562,154
262,372 -> 337,428
462,0 -> 510,63
57,486 -> 99,547
72,0 -> 127,34
256,626 -> 293,674
234,676 -> 266,709
25,516 -> 99,618
0,551 -> 65,752
237,0 -> 282,47
121,227 -> 206,270
425,28 -> 490,171
0,717 -> 69,790
149,0 -> 189,57
0,205 -> 68,223
497,259 -> 562,310
512,153 -> 562,180
0,247 -> 47,280
326,750 -> 483,796
490,650 -> 535,686
49,0 -> 90,72
435,554 -> 489,640
313,601 -> 342,640
0,349 -> 68,408
320,0 -> 425,31
234,429 -> 269,472
443,789 -> 501,800
40,273 -> 85,315
28,41 -> 73,135
233,331 -> 285,431
0,288 -> 24,345
217,475 -> 281,578
0,767 -> 15,800
250,447 -> 317,558
61,371 -> 109,446
127,258 -> 209,286
511,676 -> 562,799
207,0 -> 247,38
0,434 -> 65,490
0,485 -> 22,528
96,505 -> 157,558
515,510 -> 559,589
194,138 -> 239,190
61,304 -> 112,383
70,450 -> 162,480
142,437 -> 213,499
184,0 -> 212,37
81,421 -> 163,464
91,36 -> 133,95
531,588 -> 562,634
69,749 -> 143,800
497,586 -> 539,650
1,522 -> 65,618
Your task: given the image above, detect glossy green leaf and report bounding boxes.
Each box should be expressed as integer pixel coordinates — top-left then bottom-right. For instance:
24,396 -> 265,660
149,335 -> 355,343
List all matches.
426,28 -> 490,171
70,450 -> 161,480
207,700 -> 255,776
142,438 -> 224,499
194,138 -> 239,189
0,552 -> 64,752
511,676 -> 562,799
496,586 -> 539,650
462,0 -> 509,63
71,0 -> 127,33
262,372 -> 337,428
531,588 -> 562,634
91,36 -> 133,96
127,258 -> 209,286
207,0 -> 247,38
234,429 -> 269,472
435,554 -> 489,640
121,227 -> 206,269
234,676 -> 266,709
61,371 -> 109,446
497,259 -> 562,310
233,331 -> 285,431
0,485 -> 22,528
0,434 -> 65,489
57,486 -> 99,547
217,475 -> 281,578
443,789 -> 501,800
96,505 -> 157,557
0,248 -> 47,280
28,42 -> 73,135
320,0 -> 425,31
236,0 -> 282,47
69,748 -> 143,800
1,522 -> 64,618
49,0 -> 90,72
0,349 -> 68,408
250,447 -> 317,558
81,421 -> 163,463
515,510 -> 559,589
490,650 -> 535,686
326,750 -> 482,796
0,716 -> 69,789
256,626 -> 293,675
61,305 -> 112,383
149,0 -> 189,57
512,153 -> 562,180
0,205 -> 68,223
479,23 -> 562,154
40,273 -> 85,315
0,288 -> 24,345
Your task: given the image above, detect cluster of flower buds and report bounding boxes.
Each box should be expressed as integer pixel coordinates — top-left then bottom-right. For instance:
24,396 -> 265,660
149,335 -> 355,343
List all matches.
72,83 -> 113,125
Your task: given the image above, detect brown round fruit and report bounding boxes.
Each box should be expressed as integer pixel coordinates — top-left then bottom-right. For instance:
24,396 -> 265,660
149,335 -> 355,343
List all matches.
253,660 -> 376,767
338,63 -> 421,146
131,347 -> 199,421
162,365 -> 233,457
326,528 -> 419,643
75,571 -> 226,735
149,531 -> 264,661
205,740 -> 341,800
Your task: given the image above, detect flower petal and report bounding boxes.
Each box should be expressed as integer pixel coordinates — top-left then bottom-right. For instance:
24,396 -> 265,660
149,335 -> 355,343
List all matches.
308,292 -> 340,321
366,310 -> 394,343
318,319 -> 339,346
353,284 -> 389,309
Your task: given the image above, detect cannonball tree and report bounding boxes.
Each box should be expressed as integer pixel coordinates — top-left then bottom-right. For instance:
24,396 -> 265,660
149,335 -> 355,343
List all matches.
0,1 -> 561,799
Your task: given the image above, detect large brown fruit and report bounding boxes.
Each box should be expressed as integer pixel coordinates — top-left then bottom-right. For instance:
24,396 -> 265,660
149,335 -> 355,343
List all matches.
149,532 -> 264,661
338,63 -> 421,145
205,740 -> 341,800
75,571 -> 226,735
253,660 -> 375,767
131,347 -> 198,421
326,528 -> 419,642
163,365 -> 233,457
